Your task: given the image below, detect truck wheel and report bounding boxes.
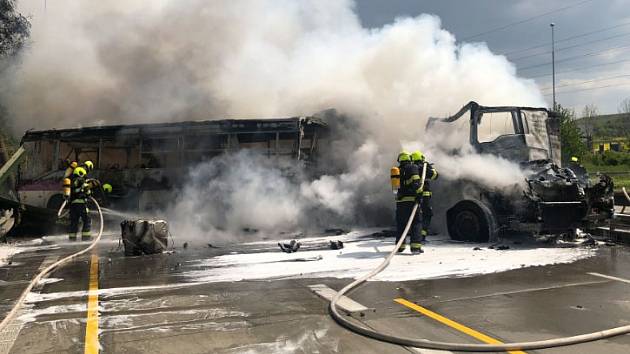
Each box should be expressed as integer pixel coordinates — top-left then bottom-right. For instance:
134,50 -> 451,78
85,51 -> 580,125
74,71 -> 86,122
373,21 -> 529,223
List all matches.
447,200 -> 497,242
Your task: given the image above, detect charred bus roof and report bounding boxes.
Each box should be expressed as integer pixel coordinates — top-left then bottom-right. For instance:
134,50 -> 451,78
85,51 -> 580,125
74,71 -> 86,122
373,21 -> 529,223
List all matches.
17,116 -> 329,185
22,116 -> 328,142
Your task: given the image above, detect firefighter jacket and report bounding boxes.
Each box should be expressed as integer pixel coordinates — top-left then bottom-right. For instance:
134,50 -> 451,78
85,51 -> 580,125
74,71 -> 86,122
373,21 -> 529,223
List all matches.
419,162 -> 438,195
396,162 -> 422,203
70,176 -> 92,204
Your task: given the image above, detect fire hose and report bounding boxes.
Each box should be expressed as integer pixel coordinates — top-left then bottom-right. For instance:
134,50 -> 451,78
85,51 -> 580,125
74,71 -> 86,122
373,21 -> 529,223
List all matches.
57,200 -> 67,217
329,163 -> 630,351
0,196 -> 104,332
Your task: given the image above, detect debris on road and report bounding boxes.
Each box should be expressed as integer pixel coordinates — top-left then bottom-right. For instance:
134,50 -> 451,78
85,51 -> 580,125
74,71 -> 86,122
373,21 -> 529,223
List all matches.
579,236 -> 596,246
121,219 -> 169,256
278,240 -> 301,253
329,240 -> 344,250
277,255 -> 323,262
278,239 -> 344,253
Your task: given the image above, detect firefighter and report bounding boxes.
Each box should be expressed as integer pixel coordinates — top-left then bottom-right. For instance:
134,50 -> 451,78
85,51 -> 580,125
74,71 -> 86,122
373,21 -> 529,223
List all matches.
67,167 -> 92,240
411,150 -> 438,242
394,151 -> 423,254
81,160 -> 113,205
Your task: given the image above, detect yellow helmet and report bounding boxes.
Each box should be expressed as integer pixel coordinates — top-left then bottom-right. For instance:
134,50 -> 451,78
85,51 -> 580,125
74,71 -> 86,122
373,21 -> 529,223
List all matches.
73,167 -> 87,177
84,160 -> 94,171
70,161 -> 78,169
397,151 -> 411,162
411,150 -> 424,162
103,183 -> 113,193
571,156 -> 579,162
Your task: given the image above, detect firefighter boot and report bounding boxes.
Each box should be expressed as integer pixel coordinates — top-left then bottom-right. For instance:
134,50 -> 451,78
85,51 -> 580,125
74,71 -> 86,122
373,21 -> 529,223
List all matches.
410,242 -> 423,254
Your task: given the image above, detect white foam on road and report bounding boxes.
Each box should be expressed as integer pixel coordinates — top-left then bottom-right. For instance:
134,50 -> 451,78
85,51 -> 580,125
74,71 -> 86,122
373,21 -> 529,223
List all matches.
184,231 -> 596,283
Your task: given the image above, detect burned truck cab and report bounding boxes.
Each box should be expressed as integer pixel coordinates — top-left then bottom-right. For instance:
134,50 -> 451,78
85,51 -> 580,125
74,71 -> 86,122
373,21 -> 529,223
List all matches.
473,105 -> 561,165
428,101 -> 613,242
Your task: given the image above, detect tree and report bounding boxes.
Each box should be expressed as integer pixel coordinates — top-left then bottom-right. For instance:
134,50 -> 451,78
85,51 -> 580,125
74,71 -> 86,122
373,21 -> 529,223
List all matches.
557,104 -> 587,164
0,1 -> 30,140
619,97 -> 630,114
580,103 -> 598,142
0,0 -> 30,59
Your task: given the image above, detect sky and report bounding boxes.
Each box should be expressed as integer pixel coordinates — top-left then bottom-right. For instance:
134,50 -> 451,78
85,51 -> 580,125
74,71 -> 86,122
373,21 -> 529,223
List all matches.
16,0 -> 630,116
356,0 -> 630,115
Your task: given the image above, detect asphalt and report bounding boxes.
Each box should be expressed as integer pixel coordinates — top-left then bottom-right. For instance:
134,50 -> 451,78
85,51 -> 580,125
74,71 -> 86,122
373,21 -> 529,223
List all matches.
0,232 -> 629,354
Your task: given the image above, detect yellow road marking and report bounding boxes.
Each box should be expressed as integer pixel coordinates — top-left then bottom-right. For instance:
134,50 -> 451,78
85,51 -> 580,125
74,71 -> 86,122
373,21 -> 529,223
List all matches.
394,298 -> 526,354
84,254 -> 99,354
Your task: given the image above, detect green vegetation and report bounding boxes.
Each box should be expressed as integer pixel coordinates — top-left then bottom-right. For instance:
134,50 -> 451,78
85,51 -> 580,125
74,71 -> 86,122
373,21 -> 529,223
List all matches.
575,112 -> 630,138
584,151 -> 630,167
557,104 -> 587,164
555,104 -> 630,190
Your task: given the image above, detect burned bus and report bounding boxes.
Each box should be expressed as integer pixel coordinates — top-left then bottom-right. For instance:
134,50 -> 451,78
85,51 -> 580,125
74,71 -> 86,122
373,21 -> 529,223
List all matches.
1,117 -> 328,232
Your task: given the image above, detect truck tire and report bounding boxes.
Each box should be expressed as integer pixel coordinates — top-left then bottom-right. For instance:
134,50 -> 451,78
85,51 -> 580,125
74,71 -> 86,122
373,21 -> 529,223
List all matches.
447,200 -> 497,242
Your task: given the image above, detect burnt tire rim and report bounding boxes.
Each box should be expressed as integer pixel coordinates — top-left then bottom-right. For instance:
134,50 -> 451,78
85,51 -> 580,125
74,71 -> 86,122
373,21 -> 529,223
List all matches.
454,210 -> 481,239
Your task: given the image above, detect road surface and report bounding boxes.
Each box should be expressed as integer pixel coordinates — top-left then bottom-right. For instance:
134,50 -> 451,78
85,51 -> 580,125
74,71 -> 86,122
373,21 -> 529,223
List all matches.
0,230 -> 629,353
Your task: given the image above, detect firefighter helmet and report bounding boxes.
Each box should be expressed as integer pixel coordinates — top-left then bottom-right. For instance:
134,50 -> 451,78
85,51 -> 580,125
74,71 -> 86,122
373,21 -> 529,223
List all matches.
103,183 -> 113,193
397,151 -> 411,162
84,160 -> 94,171
411,151 -> 424,162
73,167 -> 87,177
571,156 -> 579,162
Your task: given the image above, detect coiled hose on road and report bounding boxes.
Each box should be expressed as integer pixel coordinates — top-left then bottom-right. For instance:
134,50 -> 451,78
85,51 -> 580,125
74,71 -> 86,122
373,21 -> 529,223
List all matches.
329,163 -> 630,352
0,197 -> 104,332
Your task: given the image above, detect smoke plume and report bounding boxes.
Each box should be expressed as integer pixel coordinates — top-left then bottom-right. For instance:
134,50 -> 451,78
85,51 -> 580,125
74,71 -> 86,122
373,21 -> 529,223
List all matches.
5,1 -> 546,237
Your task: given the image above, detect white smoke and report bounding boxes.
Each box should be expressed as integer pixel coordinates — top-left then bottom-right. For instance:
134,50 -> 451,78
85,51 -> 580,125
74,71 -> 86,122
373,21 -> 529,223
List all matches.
169,142 -> 383,242
6,0 -> 546,237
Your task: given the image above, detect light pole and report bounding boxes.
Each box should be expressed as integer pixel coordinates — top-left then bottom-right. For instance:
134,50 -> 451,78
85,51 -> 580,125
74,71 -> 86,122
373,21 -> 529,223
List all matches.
551,23 -> 556,110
